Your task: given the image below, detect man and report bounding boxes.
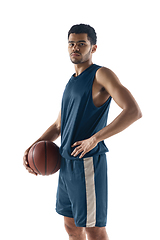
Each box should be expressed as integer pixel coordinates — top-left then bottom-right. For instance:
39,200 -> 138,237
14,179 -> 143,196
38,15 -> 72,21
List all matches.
23,24 -> 142,240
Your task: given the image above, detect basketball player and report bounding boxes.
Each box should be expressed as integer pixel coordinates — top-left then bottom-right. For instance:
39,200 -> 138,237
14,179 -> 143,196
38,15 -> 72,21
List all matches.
23,24 -> 142,240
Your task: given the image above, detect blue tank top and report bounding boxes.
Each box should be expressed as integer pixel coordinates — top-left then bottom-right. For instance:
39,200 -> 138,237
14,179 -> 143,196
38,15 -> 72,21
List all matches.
59,64 -> 112,160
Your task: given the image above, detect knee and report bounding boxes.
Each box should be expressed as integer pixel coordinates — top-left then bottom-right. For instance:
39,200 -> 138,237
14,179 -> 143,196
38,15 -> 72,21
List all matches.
64,220 -> 84,238
85,227 -> 108,240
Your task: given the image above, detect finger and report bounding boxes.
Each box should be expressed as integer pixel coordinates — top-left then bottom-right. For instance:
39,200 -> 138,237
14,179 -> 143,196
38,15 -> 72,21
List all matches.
23,158 -> 29,167
24,162 -> 37,176
29,170 -> 38,176
23,154 -> 27,161
71,146 -> 82,156
29,171 -> 37,176
27,167 -> 37,176
73,148 -> 83,157
71,141 -> 82,147
23,154 -> 29,164
71,147 -> 86,158
24,151 -> 28,156
23,157 -> 29,165
79,151 -> 86,159
25,165 -> 32,172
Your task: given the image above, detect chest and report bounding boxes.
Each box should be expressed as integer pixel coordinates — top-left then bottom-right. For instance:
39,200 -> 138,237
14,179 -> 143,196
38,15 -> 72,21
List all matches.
63,74 -> 110,108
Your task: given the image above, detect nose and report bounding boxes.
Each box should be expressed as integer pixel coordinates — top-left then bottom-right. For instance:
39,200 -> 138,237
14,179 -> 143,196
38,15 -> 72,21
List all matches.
73,43 -> 80,52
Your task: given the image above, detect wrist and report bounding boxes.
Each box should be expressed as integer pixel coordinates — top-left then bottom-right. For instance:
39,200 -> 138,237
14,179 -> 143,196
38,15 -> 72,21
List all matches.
91,134 -> 100,145
93,131 -> 103,144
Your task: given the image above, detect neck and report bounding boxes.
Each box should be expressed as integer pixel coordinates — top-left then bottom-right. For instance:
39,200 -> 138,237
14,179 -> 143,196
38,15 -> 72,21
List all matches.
74,59 -> 93,77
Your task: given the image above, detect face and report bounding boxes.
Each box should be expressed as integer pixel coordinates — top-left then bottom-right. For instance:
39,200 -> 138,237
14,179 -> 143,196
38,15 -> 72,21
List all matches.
68,33 -> 97,64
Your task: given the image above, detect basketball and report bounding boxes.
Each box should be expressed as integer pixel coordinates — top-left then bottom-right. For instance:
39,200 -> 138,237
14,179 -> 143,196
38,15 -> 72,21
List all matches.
28,141 -> 61,175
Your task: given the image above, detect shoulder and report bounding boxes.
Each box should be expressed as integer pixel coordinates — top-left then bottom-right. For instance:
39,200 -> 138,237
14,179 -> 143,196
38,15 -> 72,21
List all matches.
95,67 -> 121,87
97,66 -> 112,75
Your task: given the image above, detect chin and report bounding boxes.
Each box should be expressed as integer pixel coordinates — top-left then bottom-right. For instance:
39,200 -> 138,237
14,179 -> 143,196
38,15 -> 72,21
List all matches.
70,56 -> 83,64
71,59 -> 82,64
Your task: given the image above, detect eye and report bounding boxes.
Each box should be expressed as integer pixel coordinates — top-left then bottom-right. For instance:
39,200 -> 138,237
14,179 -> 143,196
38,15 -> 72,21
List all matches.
79,43 -> 85,47
69,43 -> 74,47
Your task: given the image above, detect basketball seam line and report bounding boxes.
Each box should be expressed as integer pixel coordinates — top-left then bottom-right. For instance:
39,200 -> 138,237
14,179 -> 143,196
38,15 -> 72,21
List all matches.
32,143 -> 41,175
45,141 -> 47,175
50,157 -> 59,174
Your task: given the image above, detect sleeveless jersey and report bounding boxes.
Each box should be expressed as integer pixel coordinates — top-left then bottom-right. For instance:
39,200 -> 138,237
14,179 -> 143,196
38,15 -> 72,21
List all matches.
59,64 -> 112,160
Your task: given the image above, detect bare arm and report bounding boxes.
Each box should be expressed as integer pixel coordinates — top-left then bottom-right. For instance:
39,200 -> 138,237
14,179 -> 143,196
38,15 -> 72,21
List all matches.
37,111 -> 61,143
94,67 -> 142,142
71,68 -> 142,158
23,111 -> 61,175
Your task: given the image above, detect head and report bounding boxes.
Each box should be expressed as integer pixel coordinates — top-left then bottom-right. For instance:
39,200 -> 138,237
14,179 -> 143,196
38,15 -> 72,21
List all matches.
68,24 -> 97,64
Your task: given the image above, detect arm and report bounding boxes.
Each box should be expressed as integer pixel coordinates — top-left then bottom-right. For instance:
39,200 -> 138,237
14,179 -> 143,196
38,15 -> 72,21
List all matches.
71,68 -> 142,158
37,110 -> 61,143
23,111 -> 61,175
94,67 -> 142,141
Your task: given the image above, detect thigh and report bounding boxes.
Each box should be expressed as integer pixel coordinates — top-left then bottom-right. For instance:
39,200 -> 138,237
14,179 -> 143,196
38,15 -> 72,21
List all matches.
68,154 -> 108,228
56,158 -> 73,218
56,157 -> 87,225
57,155 -> 108,228
63,159 -> 88,227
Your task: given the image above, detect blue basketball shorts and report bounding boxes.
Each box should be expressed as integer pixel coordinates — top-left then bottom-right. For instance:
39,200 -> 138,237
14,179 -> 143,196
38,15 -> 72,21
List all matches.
56,154 -> 108,227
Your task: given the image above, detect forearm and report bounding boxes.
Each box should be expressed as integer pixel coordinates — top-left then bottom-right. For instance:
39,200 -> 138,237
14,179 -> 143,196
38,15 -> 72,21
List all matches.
28,123 -> 61,149
94,107 -> 142,143
37,123 -> 61,143
35,111 -> 61,144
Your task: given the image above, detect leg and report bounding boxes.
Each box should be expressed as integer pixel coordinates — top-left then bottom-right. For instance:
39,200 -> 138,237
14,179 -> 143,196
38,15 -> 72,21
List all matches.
64,217 -> 86,240
85,227 -> 109,240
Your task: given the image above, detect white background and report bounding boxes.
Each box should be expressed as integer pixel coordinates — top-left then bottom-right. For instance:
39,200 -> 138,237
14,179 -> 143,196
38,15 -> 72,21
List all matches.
0,0 -> 160,239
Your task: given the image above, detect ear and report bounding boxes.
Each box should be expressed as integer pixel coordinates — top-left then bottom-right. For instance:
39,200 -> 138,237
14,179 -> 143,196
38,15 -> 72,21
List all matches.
91,45 -> 97,53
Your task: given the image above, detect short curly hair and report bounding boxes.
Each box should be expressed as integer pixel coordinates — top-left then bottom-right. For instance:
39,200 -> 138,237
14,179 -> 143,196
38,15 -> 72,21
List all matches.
68,24 -> 97,45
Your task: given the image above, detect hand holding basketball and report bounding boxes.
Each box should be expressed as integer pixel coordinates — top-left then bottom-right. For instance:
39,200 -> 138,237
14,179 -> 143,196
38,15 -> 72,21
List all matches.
24,141 -> 61,176
23,147 -> 38,176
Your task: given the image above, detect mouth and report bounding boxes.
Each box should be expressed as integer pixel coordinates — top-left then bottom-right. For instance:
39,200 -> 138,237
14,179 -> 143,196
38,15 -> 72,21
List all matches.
71,53 -> 81,57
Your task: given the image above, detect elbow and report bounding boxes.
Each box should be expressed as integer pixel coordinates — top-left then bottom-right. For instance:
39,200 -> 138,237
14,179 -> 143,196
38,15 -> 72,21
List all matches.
129,105 -> 142,121
135,105 -> 142,120
56,123 -> 61,137
55,116 -> 61,137
124,103 -> 142,123
58,129 -> 61,137
137,109 -> 142,120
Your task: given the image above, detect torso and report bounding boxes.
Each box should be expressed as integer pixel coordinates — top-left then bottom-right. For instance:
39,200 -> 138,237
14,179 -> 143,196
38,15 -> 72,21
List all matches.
60,64 -> 112,159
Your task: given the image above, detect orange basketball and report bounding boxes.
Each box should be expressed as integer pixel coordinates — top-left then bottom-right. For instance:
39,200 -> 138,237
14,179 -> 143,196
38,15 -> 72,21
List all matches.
28,141 -> 61,175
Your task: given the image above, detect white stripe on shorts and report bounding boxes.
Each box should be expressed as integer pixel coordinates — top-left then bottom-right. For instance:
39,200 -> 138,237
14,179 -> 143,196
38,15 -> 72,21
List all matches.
83,157 -> 96,227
